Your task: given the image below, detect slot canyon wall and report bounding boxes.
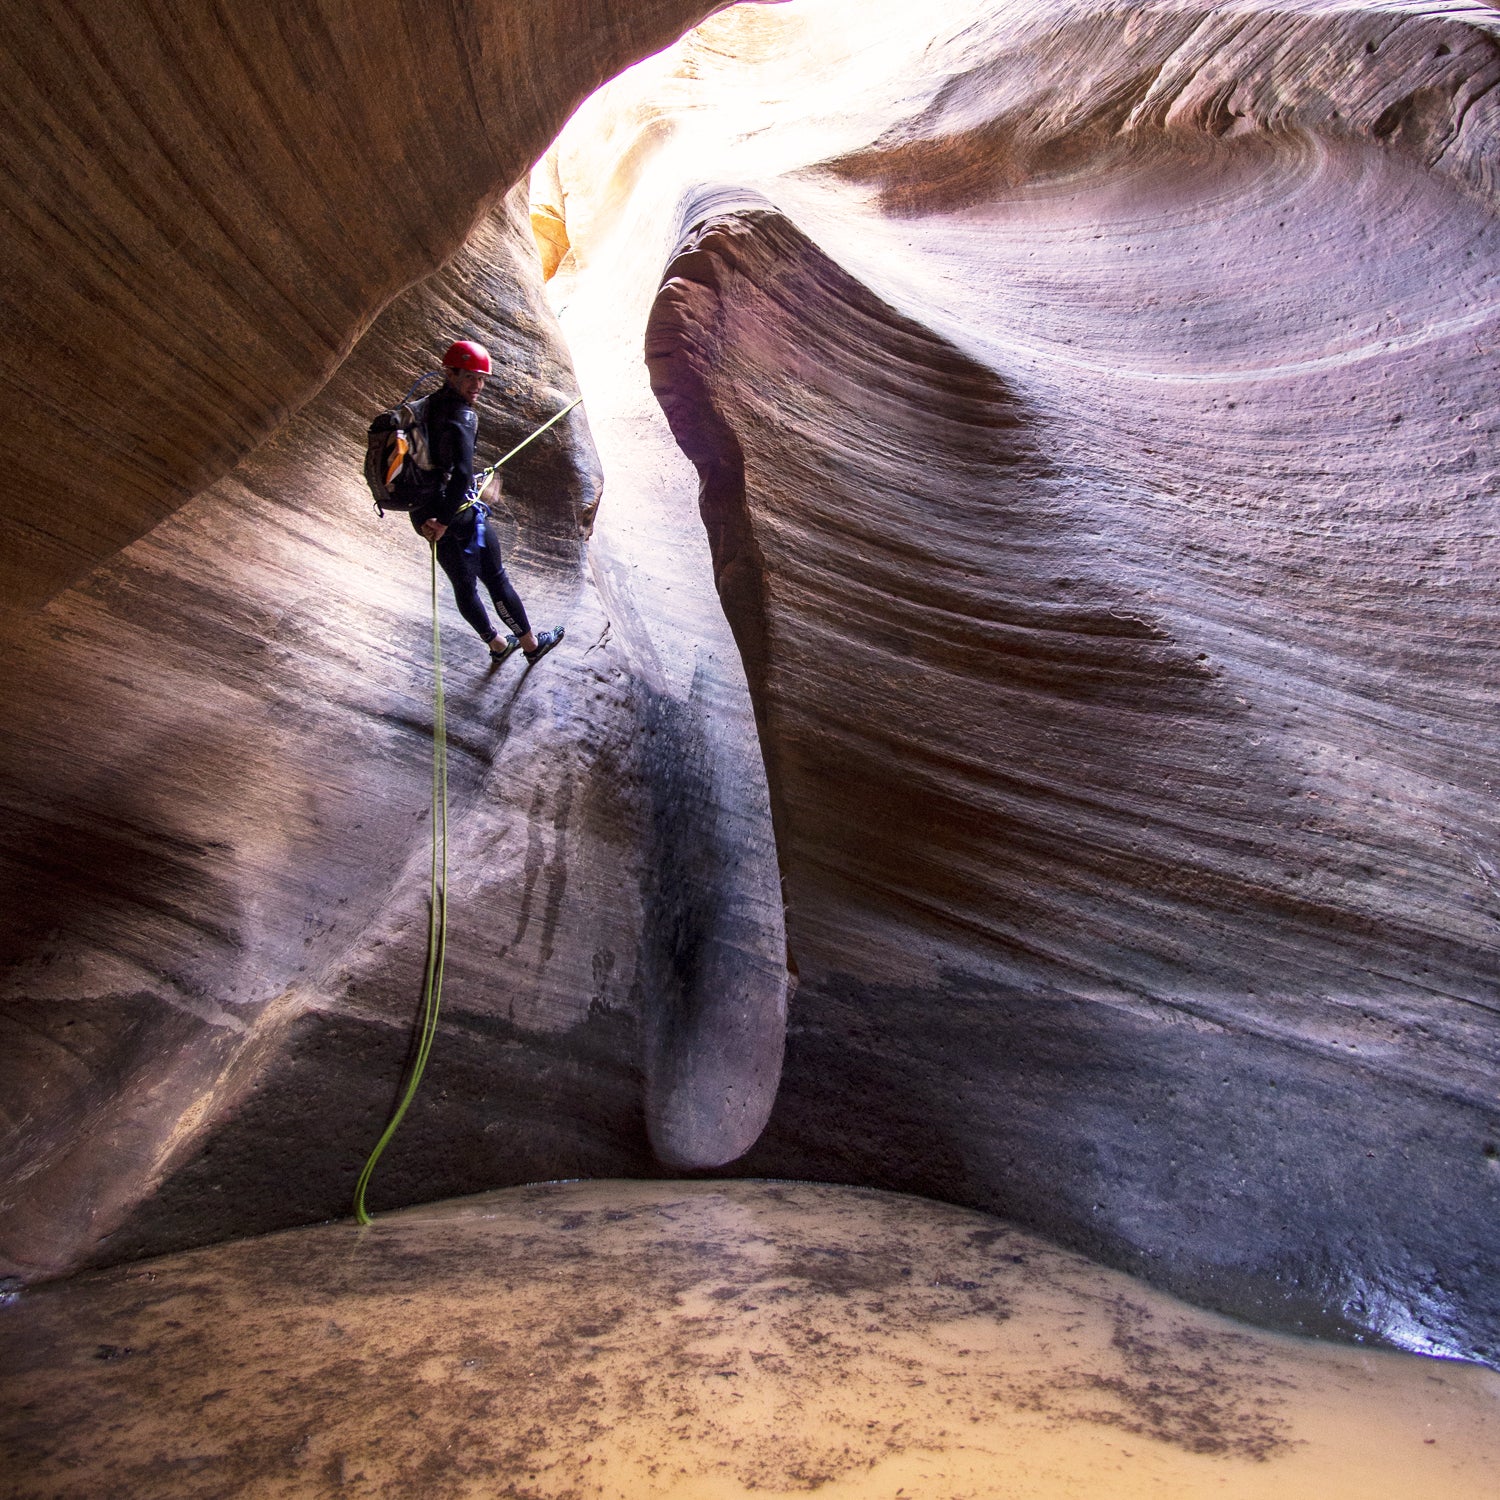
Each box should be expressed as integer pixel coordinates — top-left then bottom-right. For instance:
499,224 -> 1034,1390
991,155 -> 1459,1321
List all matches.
2,0 -> 1498,1372
0,0 -> 785,1282
0,0 -> 720,619
550,0 -> 1500,1363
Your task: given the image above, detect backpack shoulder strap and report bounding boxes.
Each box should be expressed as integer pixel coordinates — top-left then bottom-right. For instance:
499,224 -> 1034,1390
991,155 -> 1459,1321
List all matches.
399,393 -> 434,470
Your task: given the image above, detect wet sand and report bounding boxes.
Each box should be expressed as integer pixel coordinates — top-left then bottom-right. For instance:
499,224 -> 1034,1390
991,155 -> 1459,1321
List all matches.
2,1180 -> 1496,1497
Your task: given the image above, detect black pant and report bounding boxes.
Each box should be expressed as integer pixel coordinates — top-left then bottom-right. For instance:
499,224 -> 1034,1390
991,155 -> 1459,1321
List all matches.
435,504 -> 531,642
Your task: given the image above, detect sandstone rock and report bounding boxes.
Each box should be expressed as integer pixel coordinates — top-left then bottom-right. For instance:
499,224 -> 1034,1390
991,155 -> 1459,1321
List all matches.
3,0 -> 1498,1376
0,190 -> 786,1280
544,0 -> 1500,1363
0,0 -> 721,619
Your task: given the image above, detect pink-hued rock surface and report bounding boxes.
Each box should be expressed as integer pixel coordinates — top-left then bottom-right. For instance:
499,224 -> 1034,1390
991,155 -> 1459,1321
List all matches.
0,3 -> 785,1285
0,182 -> 786,1281
2,0 -> 1498,1375
0,0 -> 721,620
551,0 -> 1500,1362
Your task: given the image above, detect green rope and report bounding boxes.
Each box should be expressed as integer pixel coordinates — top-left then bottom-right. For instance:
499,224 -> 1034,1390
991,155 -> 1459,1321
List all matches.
351,397 -> 580,1225
353,541 -> 450,1225
474,395 -> 582,491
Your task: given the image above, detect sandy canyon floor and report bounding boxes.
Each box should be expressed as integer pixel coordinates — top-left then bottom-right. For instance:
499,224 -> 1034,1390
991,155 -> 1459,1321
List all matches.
2,1180 -> 1496,1498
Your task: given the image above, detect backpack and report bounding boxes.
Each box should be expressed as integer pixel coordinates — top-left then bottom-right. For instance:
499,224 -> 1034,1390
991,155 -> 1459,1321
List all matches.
364,394 -> 436,514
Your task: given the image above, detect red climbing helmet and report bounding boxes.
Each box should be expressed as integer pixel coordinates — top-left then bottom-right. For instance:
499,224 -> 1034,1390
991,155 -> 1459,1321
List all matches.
442,339 -> 492,375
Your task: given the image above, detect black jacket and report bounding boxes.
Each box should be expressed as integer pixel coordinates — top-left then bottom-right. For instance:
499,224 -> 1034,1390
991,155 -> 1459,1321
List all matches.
407,383 -> 479,531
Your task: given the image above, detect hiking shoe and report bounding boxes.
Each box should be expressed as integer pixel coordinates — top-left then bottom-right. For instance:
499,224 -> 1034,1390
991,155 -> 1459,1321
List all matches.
488,633 -> 520,664
524,626 -> 565,665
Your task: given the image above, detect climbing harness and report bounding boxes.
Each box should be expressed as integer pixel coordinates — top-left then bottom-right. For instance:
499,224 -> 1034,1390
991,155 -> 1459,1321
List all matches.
352,542 -> 450,1225
351,394 -> 583,1224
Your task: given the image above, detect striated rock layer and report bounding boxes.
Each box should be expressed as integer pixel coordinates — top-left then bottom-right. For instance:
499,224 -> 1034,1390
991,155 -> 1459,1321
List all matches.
0,0 -> 797,1283
537,0 -> 1500,1361
0,192 -> 785,1270
0,0 -> 723,620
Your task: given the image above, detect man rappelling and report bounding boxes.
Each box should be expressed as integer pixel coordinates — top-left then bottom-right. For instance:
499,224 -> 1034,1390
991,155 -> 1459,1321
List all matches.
352,341 -> 575,1223
403,339 -> 565,667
